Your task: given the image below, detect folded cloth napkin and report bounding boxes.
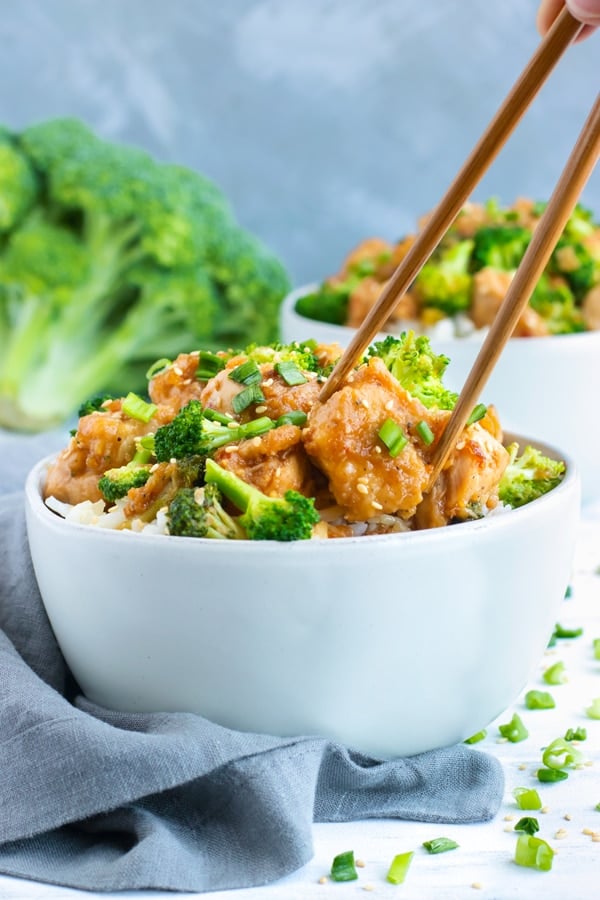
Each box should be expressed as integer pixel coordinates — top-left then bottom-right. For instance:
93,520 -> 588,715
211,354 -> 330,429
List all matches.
0,434 -> 504,893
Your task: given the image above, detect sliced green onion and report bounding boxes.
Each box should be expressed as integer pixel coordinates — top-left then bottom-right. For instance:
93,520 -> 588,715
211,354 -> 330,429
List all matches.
564,726 -> 587,742
553,622 -> 582,639
416,420 -> 435,446
593,638 -> 600,661
330,850 -> 358,882
229,359 -> 262,385
422,837 -> 459,854
542,738 -> 583,770
564,584 -> 573,598
232,384 -> 265,415
525,690 -> 555,710
586,697 -> 600,720
276,410 -> 308,428
595,802 -> 600,812
514,834 -> 554,871
145,357 -> 172,380
464,729 -> 487,744
241,416 -> 275,438
498,713 -> 529,743
386,851 -> 414,885
543,661 -> 567,686
466,403 -> 487,426
514,817 -> 540,836
513,787 -> 542,811
274,360 -> 307,386
122,392 -> 157,423
537,767 -> 568,783
378,418 -> 408,457
196,351 -> 226,380
203,407 -> 234,425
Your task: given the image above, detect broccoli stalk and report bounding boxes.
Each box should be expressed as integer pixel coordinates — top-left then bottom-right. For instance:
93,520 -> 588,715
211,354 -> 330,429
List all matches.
0,118 -> 290,431
367,331 -> 458,410
414,239 -> 474,315
167,484 -> 246,539
204,457 -> 320,541
498,443 -> 565,509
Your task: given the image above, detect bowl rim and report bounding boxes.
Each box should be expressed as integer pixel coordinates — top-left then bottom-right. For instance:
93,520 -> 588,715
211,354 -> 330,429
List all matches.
25,437 -> 579,553
282,282 -> 600,347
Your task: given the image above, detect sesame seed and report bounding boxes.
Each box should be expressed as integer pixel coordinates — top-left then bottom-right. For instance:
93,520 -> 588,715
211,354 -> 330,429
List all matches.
182,378 -> 192,385
496,737 -> 508,744
585,760 -> 594,767
471,883 -> 482,890
173,366 -> 183,376
360,398 -> 370,409
564,814 -> 572,821
150,463 -> 159,473
372,501 -> 383,511
504,825 -> 513,833
592,835 -> 600,843
227,421 -> 239,429
355,859 -> 366,868
503,815 -> 515,821
255,405 -> 268,414
346,374 -> 355,383
170,457 -> 177,465
385,399 -> 394,411
190,350 -> 200,356
518,764 -> 527,771
363,886 -> 375,893
583,828 -> 594,836
318,876 -> 328,884
541,806 -> 550,814
263,378 -> 274,387
554,829 -> 568,839
356,483 -> 369,495
374,445 -> 382,454
223,445 -> 236,453
252,437 -> 262,447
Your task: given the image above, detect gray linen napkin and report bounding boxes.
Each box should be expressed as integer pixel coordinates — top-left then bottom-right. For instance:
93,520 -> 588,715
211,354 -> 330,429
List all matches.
0,433 -> 503,893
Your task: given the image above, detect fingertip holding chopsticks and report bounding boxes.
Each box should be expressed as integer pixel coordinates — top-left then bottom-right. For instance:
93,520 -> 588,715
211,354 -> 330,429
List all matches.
319,6 -> 598,491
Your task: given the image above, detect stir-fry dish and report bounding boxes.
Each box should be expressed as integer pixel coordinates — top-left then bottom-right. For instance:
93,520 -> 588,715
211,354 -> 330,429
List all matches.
43,335 -> 565,541
296,199 -> 600,337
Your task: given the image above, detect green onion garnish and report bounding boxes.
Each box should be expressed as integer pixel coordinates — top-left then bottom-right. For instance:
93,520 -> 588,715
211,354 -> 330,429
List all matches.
416,420 -> 435,446
229,359 -> 262,385
514,834 -> 554,871
422,837 -> 459,854
564,726 -> 587,741
378,418 -> 408,457
564,585 -> 573,598
553,622 -> 582,639
242,416 -> 276,438
498,713 -> 529,743
121,392 -> 157,423
586,698 -> 600,720
513,787 -> 542,811
386,851 -> 414,885
542,738 -> 583,770
196,351 -> 226,380
543,661 -> 567,686
466,403 -> 487,426
203,407 -> 234,425
330,850 -> 358,882
593,638 -> 600,661
232,384 -> 265,415
274,360 -> 307,386
514,817 -> 540,836
537,767 -> 568,783
276,410 -> 308,427
525,690 -> 555,710
145,357 -> 172,380
464,729 -> 487,744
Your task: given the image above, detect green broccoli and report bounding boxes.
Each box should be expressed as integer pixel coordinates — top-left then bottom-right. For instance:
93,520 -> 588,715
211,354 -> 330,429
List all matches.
0,118 -> 290,431
530,274 -> 585,335
151,399 -> 276,461
294,279 -> 355,326
242,339 -> 323,373
167,484 -> 246,539
498,443 -> 565,509
77,393 -> 114,417
414,239 -> 474,315
367,332 -> 458,410
471,225 -> 532,271
549,238 -> 598,302
97,446 -> 153,503
204,457 -> 320,541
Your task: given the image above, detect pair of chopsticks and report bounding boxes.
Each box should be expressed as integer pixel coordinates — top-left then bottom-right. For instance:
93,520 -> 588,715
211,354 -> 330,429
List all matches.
319,7 -> 599,486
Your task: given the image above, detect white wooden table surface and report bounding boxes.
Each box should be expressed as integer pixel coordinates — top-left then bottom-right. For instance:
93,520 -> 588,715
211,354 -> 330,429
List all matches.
2,509 -> 599,900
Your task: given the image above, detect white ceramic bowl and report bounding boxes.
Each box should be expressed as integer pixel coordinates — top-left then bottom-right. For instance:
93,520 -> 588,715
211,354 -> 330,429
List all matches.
281,285 -> 600,503
25,442 -> 579,759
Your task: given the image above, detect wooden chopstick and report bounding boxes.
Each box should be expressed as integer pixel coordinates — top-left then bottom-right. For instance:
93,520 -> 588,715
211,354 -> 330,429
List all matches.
428,91 -> 600,487
319,6 -> 582,402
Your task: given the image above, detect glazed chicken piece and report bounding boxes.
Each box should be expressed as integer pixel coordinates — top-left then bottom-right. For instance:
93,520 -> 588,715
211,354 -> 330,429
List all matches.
148,351 -> 207,417
471,268 -> 550,336
582,285 -> 600,331
201,361 -> 321,422
213,424 -> 315,498
341,237 -> 394,276
303,358 -> 441,522
123,459 -> 200,521
347,277 -> 418,329
44,399 -> 168,505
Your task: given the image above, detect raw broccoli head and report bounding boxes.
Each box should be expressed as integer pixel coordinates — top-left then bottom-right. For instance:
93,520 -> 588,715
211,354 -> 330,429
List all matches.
167,484 -> 245,539
367,332 -> 458,410
414,239 -> 474,315
498,443 -> 565,509
204,457 -> 320,541
151,399 -> 276,461
98,465 -> 151,503
471,225 -> 532,271
530,274 -> 585,335
0,128 -> 38,233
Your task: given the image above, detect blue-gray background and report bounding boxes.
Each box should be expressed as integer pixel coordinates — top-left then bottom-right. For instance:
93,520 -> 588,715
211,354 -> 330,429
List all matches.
2,0 -> 598,285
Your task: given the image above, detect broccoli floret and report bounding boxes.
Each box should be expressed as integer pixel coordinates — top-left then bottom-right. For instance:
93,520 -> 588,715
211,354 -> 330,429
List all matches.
0,117 -> 290,431
242,340 -> 322,373
414,239 -> 474,315
151,399 -> 276,461
471,225 -> 532,271
562,203 -> 596,242
77,393 -> 114,417
98,466 -> 151,503
498,443 -> 565,509
0,128 -> 38,234
530,274 -> 585,335
367,331 -> 458,410
167,484 -> 245,539
294,279 -> 354,326
549,238 -> 598,302
204,457 -> 320,541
